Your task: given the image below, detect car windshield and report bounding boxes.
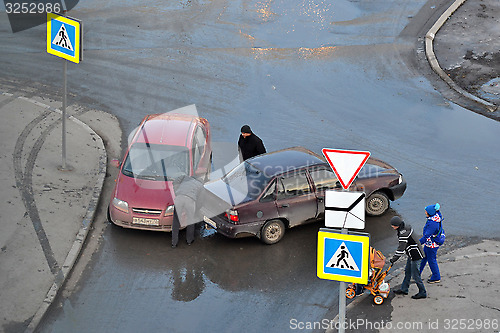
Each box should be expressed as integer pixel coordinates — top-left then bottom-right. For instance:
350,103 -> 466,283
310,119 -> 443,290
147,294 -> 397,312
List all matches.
221,161 -> 271,202
357,164 -> 390,179
121,143 -> 189,181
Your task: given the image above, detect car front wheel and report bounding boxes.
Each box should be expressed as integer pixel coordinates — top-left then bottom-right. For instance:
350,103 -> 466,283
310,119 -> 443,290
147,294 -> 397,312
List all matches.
107,205 -> 112,223
261,219 -> 285,245
107,205 -> 118,226
366,192 -> 390,216
204,153 -> 213,183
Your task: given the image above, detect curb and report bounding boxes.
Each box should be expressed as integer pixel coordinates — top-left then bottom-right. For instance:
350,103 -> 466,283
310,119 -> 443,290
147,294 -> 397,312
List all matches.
425,0 -> 498,112
2,94 -> 108,333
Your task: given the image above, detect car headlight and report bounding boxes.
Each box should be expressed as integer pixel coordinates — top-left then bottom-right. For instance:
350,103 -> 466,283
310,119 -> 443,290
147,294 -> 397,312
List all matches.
112,197 -> 129,213
164,205 -> 175,216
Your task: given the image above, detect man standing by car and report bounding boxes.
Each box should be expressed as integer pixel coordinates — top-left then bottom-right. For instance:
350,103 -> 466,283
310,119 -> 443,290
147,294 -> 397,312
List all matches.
171,175 -> 204,248
389,216 -> 427,299
238,125 -> 266,161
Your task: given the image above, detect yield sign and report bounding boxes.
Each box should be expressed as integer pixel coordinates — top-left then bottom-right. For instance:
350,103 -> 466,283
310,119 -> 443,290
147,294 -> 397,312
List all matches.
322,148 -> 371,190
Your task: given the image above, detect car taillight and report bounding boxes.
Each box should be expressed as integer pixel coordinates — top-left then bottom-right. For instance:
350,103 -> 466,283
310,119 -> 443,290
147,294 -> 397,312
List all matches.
225,209 -> 239,223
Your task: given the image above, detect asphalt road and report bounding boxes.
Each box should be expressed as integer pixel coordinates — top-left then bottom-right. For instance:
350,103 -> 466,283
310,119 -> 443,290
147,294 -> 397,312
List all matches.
1,0 -> 499,332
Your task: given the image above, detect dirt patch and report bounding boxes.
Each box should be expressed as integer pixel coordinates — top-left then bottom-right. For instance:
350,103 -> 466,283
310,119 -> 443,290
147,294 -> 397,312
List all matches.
445,51 -> 500,99
432,0 -> 500,116
436,234 -> 486,255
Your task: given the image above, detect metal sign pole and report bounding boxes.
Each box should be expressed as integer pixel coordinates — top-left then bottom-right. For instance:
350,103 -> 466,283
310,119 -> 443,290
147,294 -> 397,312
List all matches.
62,59 -> 67,170
47,14 -> 82,171
338,184 -> 350,333
338,227 -> 347,333
317,228 -> 370,333
321,147 -> 371,333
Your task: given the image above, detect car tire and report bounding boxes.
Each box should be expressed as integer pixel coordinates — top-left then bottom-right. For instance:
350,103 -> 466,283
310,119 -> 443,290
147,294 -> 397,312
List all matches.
107,205 -> 116,225
261,219 -> 285,245
366,192 -> 390,216
204,153 -> 213,183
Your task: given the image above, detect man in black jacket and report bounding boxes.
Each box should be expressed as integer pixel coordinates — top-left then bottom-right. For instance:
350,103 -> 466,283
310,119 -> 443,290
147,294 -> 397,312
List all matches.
389,216 -> 427,299
238,125 -> 266,161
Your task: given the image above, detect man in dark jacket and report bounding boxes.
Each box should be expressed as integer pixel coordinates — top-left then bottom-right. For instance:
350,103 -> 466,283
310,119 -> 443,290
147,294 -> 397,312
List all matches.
171,175 -> 204,248
238,125 -> 266,161
389,216 -> 427,299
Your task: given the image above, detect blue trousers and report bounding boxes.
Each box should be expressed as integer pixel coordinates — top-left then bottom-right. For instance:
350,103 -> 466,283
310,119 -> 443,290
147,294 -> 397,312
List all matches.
401,258 -> 426,296
420,246 -> 440,281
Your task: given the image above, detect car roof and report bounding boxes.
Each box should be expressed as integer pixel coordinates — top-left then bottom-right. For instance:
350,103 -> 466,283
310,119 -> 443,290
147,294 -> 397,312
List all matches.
134,113 -> 200,147
246,147 -> 327,178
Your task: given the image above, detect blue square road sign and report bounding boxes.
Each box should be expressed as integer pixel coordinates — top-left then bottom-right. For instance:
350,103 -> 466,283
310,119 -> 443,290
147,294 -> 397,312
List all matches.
317,229 -> 369,284
47,13 -> 81,63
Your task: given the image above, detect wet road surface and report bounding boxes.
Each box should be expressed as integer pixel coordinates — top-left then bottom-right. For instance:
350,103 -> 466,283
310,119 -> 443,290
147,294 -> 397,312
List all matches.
1,0 -> 499,332
38,215 -> 397,333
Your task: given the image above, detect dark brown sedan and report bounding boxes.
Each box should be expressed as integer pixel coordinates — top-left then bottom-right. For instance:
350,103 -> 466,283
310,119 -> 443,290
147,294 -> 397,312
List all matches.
200,147 -> 406,244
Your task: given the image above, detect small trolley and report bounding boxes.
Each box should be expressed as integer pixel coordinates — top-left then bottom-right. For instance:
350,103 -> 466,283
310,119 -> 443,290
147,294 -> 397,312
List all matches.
346,247 -> 392,305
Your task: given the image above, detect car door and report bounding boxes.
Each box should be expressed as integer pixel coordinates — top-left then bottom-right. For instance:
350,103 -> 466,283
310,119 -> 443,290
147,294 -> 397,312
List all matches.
251,179 -> 279,223
309,166 -> 344,219
192,126 -> 208,178
276,171 -> 318,228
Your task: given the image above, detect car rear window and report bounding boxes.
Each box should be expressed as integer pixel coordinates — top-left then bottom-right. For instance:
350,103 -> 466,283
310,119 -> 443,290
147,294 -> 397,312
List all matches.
122,143 -> 189,181
222,162 -> 271,202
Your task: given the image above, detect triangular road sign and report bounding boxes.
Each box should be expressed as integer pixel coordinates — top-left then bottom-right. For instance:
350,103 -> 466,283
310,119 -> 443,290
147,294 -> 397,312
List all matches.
325,241 -> 359,271
322,148 -> 370,190
52,24 -> 74,51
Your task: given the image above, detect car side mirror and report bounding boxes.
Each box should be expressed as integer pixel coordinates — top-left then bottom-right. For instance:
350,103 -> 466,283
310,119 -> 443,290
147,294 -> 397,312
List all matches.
335,181 -> 342,189
110,159 -> 121,168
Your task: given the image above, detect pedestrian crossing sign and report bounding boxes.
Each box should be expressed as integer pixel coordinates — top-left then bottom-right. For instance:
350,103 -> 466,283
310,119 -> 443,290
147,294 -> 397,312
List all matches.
47,13 -> 82,63
317,229 -> 369,283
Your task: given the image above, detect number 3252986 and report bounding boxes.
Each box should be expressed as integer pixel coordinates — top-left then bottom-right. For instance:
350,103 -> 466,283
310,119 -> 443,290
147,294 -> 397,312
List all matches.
443,318 -> 498,330
5,2 -> 62,14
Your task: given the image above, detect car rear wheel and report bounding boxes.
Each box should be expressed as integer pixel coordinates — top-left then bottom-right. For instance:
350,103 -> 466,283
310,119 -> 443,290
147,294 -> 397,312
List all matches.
261,219 -> 285,245
366,192 -> 389,216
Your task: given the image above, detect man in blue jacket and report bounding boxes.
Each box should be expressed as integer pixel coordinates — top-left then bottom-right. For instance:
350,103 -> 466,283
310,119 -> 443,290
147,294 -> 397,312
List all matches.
390,216 -> 427,299
419,203 -> 443,283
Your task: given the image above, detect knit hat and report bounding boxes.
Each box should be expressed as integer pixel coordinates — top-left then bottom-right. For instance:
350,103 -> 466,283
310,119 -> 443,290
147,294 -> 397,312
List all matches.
425,203 -> 440,216
390,216 -> 404,227
241,125 -> 252,134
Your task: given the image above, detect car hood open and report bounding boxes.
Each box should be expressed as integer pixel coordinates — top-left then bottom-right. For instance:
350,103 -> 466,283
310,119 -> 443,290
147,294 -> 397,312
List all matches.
113,175 -> 174,209
203,179 -> 253,206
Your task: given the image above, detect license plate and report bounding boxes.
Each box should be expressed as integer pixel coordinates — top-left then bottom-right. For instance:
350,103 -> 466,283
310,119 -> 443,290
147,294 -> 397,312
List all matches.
203,216 -> 217,229
132,217 -> 160,226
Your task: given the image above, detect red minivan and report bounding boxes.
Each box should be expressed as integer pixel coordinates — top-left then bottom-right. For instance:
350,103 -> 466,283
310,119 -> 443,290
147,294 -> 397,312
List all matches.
108,113 -> 211,231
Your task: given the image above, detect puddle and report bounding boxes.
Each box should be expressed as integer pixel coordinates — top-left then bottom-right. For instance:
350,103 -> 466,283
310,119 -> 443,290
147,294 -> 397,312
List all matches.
479,77 -> 500,103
